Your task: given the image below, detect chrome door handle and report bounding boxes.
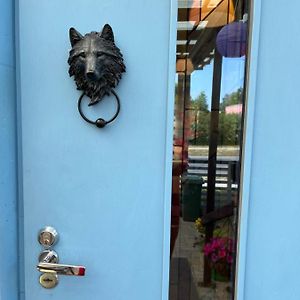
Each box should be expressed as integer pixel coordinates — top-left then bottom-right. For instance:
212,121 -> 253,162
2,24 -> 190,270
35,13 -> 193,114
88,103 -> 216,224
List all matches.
37,262 -> 85,276
37,249 -> 85,276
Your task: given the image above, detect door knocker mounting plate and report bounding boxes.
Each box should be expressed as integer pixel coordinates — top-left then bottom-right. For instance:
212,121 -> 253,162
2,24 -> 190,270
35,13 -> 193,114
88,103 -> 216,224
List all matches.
67,24 -> 126,128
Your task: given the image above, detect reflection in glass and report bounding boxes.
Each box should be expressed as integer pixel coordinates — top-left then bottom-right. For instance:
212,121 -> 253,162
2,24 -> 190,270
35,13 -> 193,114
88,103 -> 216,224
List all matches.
170,0 -> 249,299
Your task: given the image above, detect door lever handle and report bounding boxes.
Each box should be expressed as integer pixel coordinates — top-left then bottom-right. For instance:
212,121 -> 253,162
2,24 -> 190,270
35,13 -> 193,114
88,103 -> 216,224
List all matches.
37,249 -> 85,277
37,262 -> 85,276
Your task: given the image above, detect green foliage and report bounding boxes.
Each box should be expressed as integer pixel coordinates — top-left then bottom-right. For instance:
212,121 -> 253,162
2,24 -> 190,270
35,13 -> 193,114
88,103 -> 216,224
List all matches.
191,89 -> 243,146
191,111 -> 210,145
191,91 -> 209,112
218,113 -> 241,145
220,88 -> 243,112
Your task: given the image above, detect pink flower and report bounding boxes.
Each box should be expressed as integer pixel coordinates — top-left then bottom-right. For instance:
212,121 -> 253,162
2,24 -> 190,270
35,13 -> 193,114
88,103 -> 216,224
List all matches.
203,237 -> 235,264
211,239 -> 220,249
203,244 -> 212,256
218,249 -> 226,258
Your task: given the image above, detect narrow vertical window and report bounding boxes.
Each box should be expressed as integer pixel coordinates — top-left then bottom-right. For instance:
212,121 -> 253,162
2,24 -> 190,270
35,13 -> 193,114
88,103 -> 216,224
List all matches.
170,0 -> 250,299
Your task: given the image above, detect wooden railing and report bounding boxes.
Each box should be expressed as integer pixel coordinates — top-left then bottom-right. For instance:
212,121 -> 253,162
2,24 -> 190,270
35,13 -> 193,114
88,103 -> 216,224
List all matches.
187,155 -> 239,209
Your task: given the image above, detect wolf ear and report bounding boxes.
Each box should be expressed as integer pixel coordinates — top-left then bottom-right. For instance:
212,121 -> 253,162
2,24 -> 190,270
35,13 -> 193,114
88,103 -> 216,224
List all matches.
101,24 -> 114,42
69,27 -> 83,47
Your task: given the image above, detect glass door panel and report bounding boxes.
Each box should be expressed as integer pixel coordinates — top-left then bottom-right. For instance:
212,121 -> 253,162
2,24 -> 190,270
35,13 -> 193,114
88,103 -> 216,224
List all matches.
170,1 -> 250,299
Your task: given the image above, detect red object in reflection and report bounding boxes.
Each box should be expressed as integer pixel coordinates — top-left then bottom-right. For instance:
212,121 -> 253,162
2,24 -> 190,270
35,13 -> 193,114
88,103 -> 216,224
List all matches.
170,162 -> 181,256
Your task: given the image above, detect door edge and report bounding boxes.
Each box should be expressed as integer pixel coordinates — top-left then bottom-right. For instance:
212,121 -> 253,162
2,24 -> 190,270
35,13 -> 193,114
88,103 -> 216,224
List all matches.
160,0 -> 178,299
235,0 -> 262,299
0,0 -> 19,299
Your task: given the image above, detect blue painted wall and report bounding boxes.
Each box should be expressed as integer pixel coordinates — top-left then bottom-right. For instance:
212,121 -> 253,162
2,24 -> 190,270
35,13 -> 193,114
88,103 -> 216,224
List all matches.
4,0 -> 300,299
239,0 -> 300,299
0,0 -> 19,299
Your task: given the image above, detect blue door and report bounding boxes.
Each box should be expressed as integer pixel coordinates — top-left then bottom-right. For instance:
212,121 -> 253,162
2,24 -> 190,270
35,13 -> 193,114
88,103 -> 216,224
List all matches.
13,0 -> 176,299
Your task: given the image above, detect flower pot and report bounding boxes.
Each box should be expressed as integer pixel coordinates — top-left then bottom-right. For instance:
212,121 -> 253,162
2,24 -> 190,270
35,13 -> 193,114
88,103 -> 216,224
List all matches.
212,260 -> 231,282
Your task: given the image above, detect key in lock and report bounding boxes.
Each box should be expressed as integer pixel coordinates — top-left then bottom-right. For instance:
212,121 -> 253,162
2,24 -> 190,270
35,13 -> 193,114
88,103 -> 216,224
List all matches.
38,226 -> 58,248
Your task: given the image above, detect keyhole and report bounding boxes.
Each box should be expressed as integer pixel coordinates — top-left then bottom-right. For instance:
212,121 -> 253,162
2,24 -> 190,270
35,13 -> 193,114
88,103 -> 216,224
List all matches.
42,233 -> 51,246
39,273 -> 59,289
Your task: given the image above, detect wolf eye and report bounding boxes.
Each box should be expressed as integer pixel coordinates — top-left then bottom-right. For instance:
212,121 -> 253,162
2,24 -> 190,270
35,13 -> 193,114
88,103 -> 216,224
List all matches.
78,53 -> 86,58
96,52 -> 104,58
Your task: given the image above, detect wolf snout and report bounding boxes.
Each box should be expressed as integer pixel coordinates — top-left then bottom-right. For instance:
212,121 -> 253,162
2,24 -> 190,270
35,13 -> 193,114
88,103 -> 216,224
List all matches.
86,70 -> 98,81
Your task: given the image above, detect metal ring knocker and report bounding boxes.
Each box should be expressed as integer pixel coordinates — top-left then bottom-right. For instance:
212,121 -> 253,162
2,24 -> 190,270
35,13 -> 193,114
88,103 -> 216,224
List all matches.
78,90 -> 120,128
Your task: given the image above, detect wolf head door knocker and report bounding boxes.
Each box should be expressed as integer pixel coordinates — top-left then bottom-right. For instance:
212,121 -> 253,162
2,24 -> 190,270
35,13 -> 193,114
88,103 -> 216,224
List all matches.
68,24 -> 126,128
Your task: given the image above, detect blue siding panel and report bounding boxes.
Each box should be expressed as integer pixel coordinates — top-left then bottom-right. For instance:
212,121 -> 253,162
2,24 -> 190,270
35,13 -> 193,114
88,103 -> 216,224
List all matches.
0,0 -> 19,299
239,0 -> 300,299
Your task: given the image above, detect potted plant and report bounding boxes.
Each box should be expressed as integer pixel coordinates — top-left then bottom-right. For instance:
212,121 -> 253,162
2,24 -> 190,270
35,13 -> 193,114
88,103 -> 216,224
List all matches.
203,237 -> 234,282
